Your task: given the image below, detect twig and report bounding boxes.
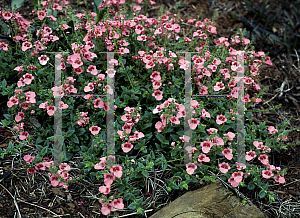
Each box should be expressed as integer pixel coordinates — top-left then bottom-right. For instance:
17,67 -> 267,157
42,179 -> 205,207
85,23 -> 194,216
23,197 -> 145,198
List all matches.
78,211 -> 85,218
16,198 -> 63,217
0,183 -> 22,218
117,209 -> 153,217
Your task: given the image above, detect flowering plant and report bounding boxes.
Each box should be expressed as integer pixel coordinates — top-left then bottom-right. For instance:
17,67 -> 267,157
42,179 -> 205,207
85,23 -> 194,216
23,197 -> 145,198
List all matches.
0,0 -> 297,215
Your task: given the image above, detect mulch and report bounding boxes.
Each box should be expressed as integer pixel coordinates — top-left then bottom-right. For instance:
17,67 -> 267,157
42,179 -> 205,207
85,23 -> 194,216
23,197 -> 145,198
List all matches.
1,0 -> 300,217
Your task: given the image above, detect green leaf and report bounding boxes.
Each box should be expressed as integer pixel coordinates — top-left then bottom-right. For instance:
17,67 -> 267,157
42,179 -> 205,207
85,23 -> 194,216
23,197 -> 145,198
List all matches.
47,9 -> 57,17
11,0 -> 26,11
94,0 -> 103,8
142,170 -> 149,177
136,197 -> 143,205
69,134 -> 79,144
269,34 -> 282,43
36,136 -> 43,145
124,192 -> 135,201
95,7 -> 108,24
127,202 -> 137,210
66,130 -> 75,137
247,182 -> 255,190
284,10 -> 295,29
1,79 -> 7,88
3,114 -> 12,120
75,128 -> 86,136
36,144 -> 43,151
259,190 -> 267,199
40,146 -> 48,156
156,133 -> 169,145
136,207 -> 145,215
169,182 -> 179,190
261,182 -> 268,190
0,21 -> 11,35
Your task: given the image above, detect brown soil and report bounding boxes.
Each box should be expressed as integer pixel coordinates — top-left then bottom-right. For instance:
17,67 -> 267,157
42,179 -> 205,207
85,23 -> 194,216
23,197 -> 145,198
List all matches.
1,0 -> 300,217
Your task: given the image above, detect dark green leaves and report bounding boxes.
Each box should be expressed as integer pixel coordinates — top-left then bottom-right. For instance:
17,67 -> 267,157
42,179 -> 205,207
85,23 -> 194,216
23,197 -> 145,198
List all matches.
11,0 -> 25,11
94,0 -> 108,24
0,22 -> 11,35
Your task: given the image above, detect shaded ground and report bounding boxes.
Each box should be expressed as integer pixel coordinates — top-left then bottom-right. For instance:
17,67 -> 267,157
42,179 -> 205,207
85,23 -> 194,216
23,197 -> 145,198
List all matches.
1,0 -> 300,217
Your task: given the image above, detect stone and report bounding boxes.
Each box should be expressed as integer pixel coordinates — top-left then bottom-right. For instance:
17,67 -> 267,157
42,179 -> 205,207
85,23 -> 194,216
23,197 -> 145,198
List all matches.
150,180 -> 265,218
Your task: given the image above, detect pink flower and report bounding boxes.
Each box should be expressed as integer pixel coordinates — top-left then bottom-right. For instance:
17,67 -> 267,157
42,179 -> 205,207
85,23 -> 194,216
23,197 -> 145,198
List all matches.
253,141 -> 263,150
94,160 -> 106,170
19,131 -> 29,140
53,3 -> 62,10
168,143 -> 175,150
219,162 -> 231,173
46,105 -> 57,116
149,0 -> 156,5
245,150 -> 256,161
87,65 -> 98,75
47,15 -> 57,21
50,175 -> 60,187
262,170 -> 274,179
14,65 -> 24,73
24,155 -> 35,164
268,126 -> 278,134
22,41 -> 32,51
223,132 -> 235,141
89,126 -> 101,135
0,42 -> 9,51
228,176 -> 239,187
236,162 -> 247,171
113,198 -> 124,209
2,11 -> 12,20
101,202 -> 113,215
216,114 -> 227,125
7,96 -> 19,108
61,24 -> 69,30
15,111 -> 25,122
104,173 -> 115,186
38,55 -> 49,65
110,165 -> 122,178
152,90 -> 163,101
44,160 -> 54,168
232,171 -> 243,183
99,185 -> 111,195
27,168 -> 36,174
37,11 -> 46,20
274,175 -> 285,184
35,162 -> 46,171
186,162 -> 197,175
59,101 -> 68,109
207,128 -> 218,134
201,141 -> 212,153
242,38 -> 250,45
75,13 -> 85,19
122,142 -> 134,153
198,153 -> 210,163
222,148 -> 233,160
214,82 -> 225,91
59,163 -> 70,171
188,118 -> 200,130
106,69 -> 116,78
179,135 -> 190,143
23,73 -> 34,85
258,154 -> 269,165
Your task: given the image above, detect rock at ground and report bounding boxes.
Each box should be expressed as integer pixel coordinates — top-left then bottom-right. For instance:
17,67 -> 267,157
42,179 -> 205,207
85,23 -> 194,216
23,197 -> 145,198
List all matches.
150,180 -> 265,218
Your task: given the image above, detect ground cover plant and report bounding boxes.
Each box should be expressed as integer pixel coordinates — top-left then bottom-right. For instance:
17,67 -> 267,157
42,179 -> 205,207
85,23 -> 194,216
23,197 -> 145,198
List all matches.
0,0 -> 299,216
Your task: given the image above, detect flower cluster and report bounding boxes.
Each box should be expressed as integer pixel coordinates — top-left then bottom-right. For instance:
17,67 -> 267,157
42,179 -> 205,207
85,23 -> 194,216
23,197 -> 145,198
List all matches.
117,106 -> 145,153
23,155 -> 71,189
94,156 -> 124,215
0,0 -> 292,215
